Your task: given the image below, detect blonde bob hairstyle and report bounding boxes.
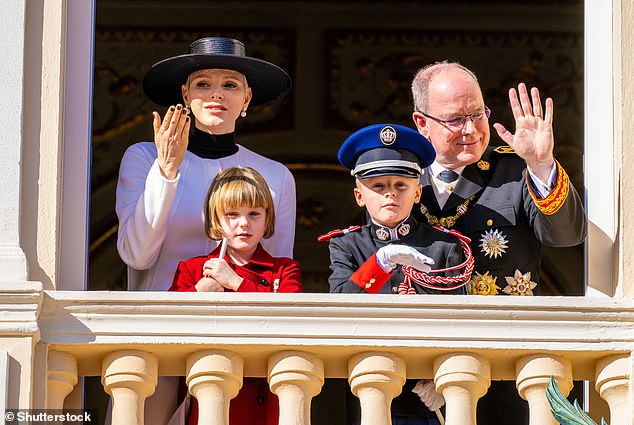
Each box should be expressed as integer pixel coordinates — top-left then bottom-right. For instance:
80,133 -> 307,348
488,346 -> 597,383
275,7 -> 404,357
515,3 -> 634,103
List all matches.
204,167 -> 276,240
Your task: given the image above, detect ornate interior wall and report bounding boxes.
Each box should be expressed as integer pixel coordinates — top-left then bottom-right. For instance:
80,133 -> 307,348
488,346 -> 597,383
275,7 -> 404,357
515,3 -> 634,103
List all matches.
89,0 -> 584,294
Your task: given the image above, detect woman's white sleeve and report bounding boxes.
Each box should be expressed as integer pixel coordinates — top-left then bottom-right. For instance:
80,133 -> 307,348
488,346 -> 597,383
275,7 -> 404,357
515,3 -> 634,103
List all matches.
263,167 -> 296,258
115,145 -> 180,270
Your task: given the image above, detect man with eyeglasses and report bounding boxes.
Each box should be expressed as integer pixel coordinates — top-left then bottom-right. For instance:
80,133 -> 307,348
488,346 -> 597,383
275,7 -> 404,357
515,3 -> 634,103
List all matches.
409,61 -> 587,424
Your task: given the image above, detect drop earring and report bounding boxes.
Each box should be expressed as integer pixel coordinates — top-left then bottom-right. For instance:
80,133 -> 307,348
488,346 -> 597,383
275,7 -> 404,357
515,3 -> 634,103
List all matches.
240,109 -> 247,118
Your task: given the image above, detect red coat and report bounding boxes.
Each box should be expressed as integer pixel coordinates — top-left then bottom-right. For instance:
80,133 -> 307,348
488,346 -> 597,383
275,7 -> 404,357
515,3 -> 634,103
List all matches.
169,243 -> 302,293
169,243 -> 302,425
182,378 -> 279,425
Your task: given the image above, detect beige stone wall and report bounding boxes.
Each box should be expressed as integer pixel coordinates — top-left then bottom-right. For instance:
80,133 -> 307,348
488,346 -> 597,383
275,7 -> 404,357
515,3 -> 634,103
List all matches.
22,0 -> 65,290
621,0 -> 634,297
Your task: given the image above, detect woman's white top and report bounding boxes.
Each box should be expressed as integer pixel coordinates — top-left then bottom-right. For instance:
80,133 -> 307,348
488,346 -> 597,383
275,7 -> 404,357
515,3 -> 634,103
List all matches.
116,142 -> 296,292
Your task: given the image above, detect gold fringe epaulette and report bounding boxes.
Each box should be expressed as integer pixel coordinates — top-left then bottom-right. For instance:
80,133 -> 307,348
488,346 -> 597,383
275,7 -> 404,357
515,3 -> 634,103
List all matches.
527,160 -> 570,215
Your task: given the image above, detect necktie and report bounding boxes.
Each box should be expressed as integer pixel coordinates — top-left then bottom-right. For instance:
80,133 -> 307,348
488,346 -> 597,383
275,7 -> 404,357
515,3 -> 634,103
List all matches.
437,170 -> 459,183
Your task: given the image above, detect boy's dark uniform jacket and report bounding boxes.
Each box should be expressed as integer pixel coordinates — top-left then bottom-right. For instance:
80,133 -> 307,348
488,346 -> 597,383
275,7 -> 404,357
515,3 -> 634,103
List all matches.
328,215 -> 467,295
413,145 -> 587,295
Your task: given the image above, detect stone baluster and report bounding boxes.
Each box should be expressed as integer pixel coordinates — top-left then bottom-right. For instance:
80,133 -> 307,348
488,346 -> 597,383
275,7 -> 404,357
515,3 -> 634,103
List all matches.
102,350 -> 158,425
516,354 -> 573,425
434,352 -> 490,425
348,352 -> 406,425
46,350 -> 78,409
595,354 -> 631,425
186,350 -> 243,425
268,351 -> 324,425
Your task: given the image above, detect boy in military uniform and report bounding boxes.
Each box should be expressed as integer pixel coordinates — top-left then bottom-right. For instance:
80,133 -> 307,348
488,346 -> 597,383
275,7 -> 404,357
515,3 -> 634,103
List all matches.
326,123 -> 471,296
323,123 -> 473,425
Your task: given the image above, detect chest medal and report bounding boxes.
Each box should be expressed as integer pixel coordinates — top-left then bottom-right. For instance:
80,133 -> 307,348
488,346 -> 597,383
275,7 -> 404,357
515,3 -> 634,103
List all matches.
479,228 -> 509,259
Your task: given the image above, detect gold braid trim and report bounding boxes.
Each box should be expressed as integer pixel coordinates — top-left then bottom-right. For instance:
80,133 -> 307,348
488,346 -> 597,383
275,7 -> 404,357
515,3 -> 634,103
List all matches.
527,160 -> 570,215
493,145 -> 515,154
419,195 -> 475,228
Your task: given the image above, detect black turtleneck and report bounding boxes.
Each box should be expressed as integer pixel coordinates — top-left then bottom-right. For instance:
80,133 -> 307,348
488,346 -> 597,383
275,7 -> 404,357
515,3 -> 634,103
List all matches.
187,127 -> 239,159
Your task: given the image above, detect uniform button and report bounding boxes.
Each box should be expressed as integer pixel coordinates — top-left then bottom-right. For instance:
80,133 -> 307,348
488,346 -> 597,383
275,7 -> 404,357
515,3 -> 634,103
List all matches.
486,219 -> 493,226
365,283 -> 372,289
447,185 -> 454,191
256,395 -> 265,404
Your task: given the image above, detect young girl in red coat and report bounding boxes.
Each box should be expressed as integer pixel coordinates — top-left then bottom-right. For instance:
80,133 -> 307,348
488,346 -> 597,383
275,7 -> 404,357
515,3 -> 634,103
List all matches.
169,166 -> 302,425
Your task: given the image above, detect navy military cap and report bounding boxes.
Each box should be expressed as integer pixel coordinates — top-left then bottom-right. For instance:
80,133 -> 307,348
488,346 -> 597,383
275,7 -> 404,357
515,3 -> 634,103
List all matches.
338,124 -> 435,179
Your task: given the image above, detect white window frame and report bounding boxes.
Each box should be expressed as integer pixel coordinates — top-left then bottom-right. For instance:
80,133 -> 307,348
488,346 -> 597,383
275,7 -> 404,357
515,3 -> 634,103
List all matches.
58,0 -> 95,290
584,0 -> 618,297
59,1 -> 614,293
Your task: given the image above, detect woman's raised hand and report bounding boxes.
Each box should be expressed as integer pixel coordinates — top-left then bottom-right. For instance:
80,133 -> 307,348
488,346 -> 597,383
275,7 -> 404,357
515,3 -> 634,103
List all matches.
153,104 -> 191,180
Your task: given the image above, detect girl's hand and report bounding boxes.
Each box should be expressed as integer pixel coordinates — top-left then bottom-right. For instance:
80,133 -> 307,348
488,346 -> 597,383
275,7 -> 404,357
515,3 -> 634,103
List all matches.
202,258 -> 244,291
153,105 -> 191,180
194,277 -> 224,292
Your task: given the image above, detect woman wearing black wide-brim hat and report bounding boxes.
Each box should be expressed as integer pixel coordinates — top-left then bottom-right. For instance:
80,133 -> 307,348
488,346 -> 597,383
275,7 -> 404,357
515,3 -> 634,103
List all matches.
113,37 -> 296,423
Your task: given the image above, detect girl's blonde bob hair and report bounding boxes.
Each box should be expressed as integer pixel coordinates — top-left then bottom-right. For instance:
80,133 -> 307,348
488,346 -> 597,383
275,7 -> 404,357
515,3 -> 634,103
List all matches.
204,167 -> 276,240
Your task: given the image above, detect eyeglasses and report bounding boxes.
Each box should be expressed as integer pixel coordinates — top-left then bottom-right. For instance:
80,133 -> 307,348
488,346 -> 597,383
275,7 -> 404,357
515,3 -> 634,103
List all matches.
421,107 -> 491,129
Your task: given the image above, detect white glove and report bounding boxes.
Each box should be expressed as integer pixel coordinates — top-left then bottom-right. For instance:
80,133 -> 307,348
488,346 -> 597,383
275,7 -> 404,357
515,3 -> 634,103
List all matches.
412,379 -> 445,412
375,244 -> 434,273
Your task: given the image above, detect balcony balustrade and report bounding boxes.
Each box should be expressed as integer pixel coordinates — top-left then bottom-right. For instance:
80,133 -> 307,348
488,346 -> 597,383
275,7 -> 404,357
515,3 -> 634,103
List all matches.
16,290 -> 633,424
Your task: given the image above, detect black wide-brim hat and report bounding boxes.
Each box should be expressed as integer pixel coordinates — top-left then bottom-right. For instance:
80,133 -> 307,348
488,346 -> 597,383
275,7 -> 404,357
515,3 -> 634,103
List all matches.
143,37 -> 292,107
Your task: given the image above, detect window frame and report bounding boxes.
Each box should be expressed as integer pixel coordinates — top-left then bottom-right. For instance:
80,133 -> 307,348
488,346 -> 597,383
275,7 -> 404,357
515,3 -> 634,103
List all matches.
58,0 -> 95,290
60,1 -> 613,293
584,0 -> 618,297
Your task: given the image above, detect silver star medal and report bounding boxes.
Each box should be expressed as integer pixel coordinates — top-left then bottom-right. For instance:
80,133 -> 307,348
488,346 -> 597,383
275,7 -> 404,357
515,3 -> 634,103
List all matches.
479,228 -> 509,259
